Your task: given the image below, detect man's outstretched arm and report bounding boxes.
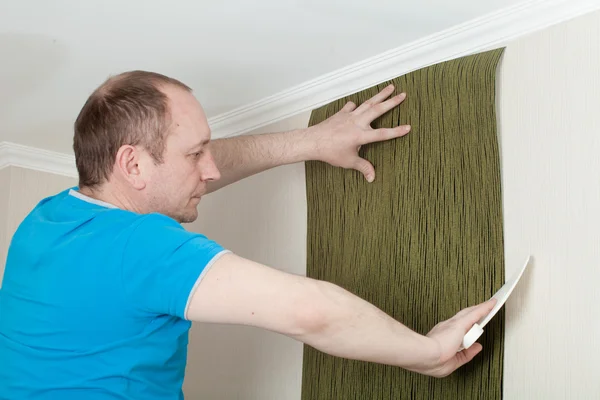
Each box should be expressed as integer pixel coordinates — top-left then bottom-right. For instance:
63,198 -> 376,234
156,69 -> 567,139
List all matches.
206,85 -> 411,193
187,252 -> 496,378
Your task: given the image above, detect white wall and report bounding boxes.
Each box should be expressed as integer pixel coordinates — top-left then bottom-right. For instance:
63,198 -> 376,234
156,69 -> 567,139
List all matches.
497,10 -> 600,399
182,112 -> 311,400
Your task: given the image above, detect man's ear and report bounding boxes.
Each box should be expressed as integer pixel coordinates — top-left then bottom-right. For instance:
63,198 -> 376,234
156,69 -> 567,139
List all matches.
114,145 -> 147,190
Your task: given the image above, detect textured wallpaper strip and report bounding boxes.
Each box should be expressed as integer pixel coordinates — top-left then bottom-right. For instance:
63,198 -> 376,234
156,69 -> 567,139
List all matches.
302,48 -> 506,400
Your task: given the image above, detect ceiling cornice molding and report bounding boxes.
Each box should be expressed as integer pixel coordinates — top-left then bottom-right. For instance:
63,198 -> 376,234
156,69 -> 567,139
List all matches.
3,0 -> 599,174
208,0 -> 600,138
0,141 -> 77,178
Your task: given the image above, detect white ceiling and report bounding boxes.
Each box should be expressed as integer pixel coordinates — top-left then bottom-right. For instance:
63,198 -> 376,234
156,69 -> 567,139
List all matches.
1,0 -> 527,154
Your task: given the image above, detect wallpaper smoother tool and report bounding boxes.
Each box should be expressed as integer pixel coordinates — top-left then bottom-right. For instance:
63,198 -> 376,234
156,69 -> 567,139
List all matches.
459,255 -> 532,351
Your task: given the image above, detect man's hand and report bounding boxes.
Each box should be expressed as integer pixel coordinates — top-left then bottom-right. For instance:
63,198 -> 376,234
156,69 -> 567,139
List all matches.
410,299 -> 498,378
206,84 -> 410,193
308,84 -> 411,183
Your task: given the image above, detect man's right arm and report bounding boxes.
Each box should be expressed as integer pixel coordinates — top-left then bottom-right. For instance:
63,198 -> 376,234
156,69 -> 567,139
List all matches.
186,253 -> 496,378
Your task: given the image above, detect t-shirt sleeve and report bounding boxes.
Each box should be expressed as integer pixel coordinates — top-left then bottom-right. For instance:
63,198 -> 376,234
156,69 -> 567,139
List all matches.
121,213 -> 229,320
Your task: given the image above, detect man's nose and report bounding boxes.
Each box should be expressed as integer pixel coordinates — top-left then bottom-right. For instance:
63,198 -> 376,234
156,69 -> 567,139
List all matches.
201,152 -> 221,182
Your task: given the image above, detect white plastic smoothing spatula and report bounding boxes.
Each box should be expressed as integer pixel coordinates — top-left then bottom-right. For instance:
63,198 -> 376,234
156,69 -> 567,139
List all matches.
459,255 -> 532,351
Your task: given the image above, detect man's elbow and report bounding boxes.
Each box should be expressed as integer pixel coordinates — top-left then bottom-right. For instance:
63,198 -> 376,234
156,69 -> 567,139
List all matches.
287,280 -> 340,340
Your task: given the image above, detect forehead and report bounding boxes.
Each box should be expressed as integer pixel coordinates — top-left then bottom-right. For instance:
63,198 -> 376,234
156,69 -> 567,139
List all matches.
164,86 -> 211,148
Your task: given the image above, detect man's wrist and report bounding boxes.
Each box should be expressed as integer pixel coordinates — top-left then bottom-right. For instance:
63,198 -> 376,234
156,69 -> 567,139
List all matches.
288,126 -> 321,163
396,333 -> 441,372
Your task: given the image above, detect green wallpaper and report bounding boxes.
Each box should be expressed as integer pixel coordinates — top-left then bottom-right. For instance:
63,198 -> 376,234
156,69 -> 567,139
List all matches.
302,48 -> 506,400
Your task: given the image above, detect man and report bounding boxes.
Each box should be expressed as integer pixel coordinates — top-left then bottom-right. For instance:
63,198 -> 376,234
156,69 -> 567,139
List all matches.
0,71 -> 496,399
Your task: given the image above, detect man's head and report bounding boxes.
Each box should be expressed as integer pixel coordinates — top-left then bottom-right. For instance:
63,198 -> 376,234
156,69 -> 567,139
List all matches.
73,71 -> 220,223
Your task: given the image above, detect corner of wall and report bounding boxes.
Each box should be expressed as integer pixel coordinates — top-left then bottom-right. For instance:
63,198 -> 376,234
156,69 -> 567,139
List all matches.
0,141 -> 77,179
0,166 -> 13,283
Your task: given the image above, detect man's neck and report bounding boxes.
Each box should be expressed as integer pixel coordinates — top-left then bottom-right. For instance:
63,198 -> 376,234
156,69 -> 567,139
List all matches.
78,185 -> 142,214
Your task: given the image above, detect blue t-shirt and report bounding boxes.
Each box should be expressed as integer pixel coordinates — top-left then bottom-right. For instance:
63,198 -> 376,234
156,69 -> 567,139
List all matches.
0,188 -> 229,399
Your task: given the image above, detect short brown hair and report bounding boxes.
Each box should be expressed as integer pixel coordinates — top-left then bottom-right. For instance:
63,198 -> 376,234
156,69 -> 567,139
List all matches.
73,70 -> 192,188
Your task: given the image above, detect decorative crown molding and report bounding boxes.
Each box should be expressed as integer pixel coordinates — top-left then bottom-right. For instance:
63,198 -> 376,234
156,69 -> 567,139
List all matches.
207,0 -> 600,138
2,0 -> 600,174
0,141 -> 77,178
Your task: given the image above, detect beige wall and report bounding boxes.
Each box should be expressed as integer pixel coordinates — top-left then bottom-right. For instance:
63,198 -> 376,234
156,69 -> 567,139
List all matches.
0,167 -> 76,284
5,167 -> 77,243
497,10 -> 600,399
0,168 -> 11,279
182,111 -> 311,400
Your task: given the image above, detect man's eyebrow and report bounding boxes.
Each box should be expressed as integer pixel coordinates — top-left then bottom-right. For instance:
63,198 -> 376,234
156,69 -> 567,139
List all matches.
188,139 -> 210,151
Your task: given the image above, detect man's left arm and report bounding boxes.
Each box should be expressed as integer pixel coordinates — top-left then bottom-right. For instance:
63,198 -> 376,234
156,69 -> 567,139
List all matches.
206,84 -> 411,194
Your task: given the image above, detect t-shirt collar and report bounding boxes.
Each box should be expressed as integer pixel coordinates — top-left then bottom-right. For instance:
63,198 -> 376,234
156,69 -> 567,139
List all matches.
68,189 -> 118,209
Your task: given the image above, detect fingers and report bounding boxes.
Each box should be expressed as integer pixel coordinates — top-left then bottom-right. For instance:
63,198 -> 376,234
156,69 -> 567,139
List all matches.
454,298 -> 496,320
452,299 -> 496,334
454,343 -> 483,369
354,84 -> 396,113
341,101 -> 357,113
465,299 -> 497,327
360,125 -> 411,145
353,157 -> 375,183
358,93 -> 407,124
436,343 -> 483,378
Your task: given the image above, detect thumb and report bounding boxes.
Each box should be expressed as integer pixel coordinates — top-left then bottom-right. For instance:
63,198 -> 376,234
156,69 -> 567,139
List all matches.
454,343 -> 483,369
354,157 -> 375,183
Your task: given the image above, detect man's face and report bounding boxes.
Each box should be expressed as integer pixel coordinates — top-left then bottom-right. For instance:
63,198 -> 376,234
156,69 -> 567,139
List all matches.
143,87 -> 220,223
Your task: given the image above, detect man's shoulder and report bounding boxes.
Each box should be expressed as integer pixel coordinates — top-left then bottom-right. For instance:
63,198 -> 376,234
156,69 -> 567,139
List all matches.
123,212 -> 223,264
18,187 -> 209,250
124,213 -> 206,248
24,187 -> 138,226
14,189 -> 177,242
